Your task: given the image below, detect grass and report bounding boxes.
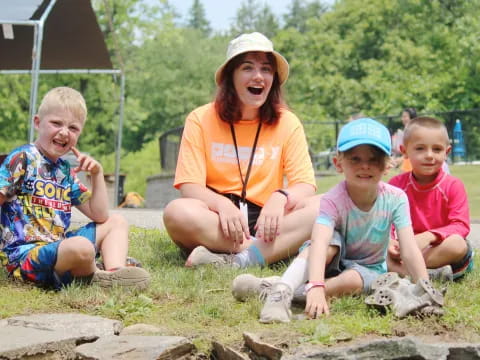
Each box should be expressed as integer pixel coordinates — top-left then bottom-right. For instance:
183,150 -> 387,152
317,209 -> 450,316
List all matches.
1,164 -> 480,356
1,228 -> 480,356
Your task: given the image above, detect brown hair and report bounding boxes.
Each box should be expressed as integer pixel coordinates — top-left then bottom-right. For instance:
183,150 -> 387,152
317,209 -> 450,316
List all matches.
214,52 -> 285,125
38,86 -> 87,123
337,144 -> 390,171
403,116 -> 449,146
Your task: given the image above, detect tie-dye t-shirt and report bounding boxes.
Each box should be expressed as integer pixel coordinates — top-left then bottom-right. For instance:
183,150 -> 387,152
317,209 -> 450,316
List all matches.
316,180 -> 410,273
0,144 -> 91,263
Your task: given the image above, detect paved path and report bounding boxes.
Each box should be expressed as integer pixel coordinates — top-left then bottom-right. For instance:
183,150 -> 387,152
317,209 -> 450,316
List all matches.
71,208 -> 164,230
72,208 -> 480,250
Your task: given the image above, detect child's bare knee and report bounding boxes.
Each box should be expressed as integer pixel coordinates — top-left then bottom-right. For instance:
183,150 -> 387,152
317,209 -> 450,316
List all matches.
451,237 -> 468,258
60,237 -> 95,264
108,213 -> 128,229
75,238 -> 96,262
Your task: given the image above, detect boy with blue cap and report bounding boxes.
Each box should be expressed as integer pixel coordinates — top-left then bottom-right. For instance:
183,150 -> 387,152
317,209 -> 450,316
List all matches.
232,118 -> 430,323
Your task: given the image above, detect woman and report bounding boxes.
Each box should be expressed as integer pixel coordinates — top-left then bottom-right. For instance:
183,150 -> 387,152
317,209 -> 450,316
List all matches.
392,107 -> 417,171
163,32 -> 319,268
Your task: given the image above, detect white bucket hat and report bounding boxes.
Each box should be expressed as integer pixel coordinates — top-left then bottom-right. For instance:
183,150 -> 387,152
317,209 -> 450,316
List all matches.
214,32 -> 289,86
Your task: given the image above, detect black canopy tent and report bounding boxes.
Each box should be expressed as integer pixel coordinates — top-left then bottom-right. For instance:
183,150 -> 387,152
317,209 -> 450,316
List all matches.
0,0 -> 125,206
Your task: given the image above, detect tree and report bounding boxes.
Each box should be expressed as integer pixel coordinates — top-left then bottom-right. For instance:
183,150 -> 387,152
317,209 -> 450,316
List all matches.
186,0 -> 211,36
283,0 -> 327,33
230,0 -> 279,38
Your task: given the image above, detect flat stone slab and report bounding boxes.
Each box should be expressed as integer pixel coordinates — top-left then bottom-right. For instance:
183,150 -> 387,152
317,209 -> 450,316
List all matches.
0,325 -> 80,359
5,313 -> 122,337
286,336 -> 480,360
75,335 -> 195,359
0,313 -> 122,359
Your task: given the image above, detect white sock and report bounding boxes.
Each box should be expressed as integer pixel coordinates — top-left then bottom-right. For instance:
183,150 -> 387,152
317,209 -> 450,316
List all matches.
280,257 -> 308,293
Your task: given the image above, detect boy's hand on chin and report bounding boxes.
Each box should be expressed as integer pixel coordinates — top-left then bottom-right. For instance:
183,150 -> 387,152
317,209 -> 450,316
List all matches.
71,147 -> 103,175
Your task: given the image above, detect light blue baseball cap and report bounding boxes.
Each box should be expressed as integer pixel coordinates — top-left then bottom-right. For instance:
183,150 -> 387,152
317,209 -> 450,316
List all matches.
337,118 -> 391,155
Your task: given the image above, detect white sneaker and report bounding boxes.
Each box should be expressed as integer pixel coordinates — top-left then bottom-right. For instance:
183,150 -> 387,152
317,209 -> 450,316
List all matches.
259,282 -> 293,323
232,274 -> 281,301
185,246 -> 238,268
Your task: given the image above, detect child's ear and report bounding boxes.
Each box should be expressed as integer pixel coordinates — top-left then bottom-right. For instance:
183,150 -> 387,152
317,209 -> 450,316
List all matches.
445,145 -> 452,155
33,115 -> 41,130
333,156 -> 343,173
400,144 -> 408,158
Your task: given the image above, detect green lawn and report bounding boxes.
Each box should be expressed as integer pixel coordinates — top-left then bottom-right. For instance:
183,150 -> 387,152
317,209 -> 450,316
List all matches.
316,164 -> 480,220
1,228 -> 479,356
1,165 -> 480,356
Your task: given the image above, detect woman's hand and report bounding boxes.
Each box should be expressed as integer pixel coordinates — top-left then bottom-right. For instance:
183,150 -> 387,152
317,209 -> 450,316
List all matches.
255,191 -> 288,242
216,197 -> 250,246
305,287 -> 329,318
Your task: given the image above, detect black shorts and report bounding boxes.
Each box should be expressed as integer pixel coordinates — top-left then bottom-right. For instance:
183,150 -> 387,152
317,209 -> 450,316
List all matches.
220,193 -> 262,235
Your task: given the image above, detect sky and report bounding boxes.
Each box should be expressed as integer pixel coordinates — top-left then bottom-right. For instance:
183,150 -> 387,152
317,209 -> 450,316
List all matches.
168,0 -> 301,31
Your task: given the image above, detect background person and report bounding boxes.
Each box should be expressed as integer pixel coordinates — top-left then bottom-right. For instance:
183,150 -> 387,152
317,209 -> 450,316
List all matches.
391,107 -> 417,171
163,32 -> 319,268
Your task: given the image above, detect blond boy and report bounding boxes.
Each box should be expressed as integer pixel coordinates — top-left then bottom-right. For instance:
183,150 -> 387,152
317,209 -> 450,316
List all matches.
0,87 -> 149,289
388,117 -> 473,280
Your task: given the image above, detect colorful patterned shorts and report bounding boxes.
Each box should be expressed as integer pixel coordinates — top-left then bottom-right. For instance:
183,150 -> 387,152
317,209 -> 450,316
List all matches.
1,222 -> 97,289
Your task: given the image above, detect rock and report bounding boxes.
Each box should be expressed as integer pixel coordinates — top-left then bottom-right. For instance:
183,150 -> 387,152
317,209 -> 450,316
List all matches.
75,335 -> 195,359
243,332 -> 283,360
6,313 -> 123,337
212,341 -> 249,360
285,337 -> 455,359
0,325 -> 79,359
121,323 -> 168,336
0,313 -> 122,359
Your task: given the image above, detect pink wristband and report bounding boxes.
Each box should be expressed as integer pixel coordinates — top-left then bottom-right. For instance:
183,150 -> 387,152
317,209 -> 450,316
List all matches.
304,281 -> 325,294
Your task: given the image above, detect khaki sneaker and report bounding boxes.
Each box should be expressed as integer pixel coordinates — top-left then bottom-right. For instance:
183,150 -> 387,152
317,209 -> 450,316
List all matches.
259,282 -> 293,323
428,265 -> 453,282
185,246 -> 238,268
92,267 -> 150,290
232,274 -> 281,301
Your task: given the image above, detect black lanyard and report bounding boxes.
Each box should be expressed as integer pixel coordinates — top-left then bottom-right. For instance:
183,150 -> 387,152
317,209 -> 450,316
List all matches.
230,121 -> 262,203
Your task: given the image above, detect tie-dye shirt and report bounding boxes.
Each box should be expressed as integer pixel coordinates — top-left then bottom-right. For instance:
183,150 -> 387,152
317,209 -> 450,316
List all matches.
0,144 -> 91,264
316,180 -> 411,273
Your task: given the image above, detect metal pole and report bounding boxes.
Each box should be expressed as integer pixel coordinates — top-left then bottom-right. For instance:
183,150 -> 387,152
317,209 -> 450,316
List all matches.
27,0 -> 57,142
28,22 -> 42,142
113,72 -> 126,207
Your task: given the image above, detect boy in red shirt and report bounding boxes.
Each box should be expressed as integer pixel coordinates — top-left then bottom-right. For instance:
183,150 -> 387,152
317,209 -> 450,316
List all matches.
388,117 -> 473,280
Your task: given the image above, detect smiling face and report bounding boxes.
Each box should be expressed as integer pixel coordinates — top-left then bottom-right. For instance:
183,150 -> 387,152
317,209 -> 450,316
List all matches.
34,108 -> 84,162
402,125 -> 451,184
233,52 -> 274,120
334,145 -> 387,191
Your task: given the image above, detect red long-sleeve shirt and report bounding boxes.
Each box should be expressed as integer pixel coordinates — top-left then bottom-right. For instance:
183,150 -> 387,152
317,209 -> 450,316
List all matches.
389,169 -> 470,241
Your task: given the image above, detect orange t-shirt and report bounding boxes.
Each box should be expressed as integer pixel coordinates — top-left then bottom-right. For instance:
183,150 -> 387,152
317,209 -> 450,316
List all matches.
174,103 -> 316,207
401,158 -> 412,172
